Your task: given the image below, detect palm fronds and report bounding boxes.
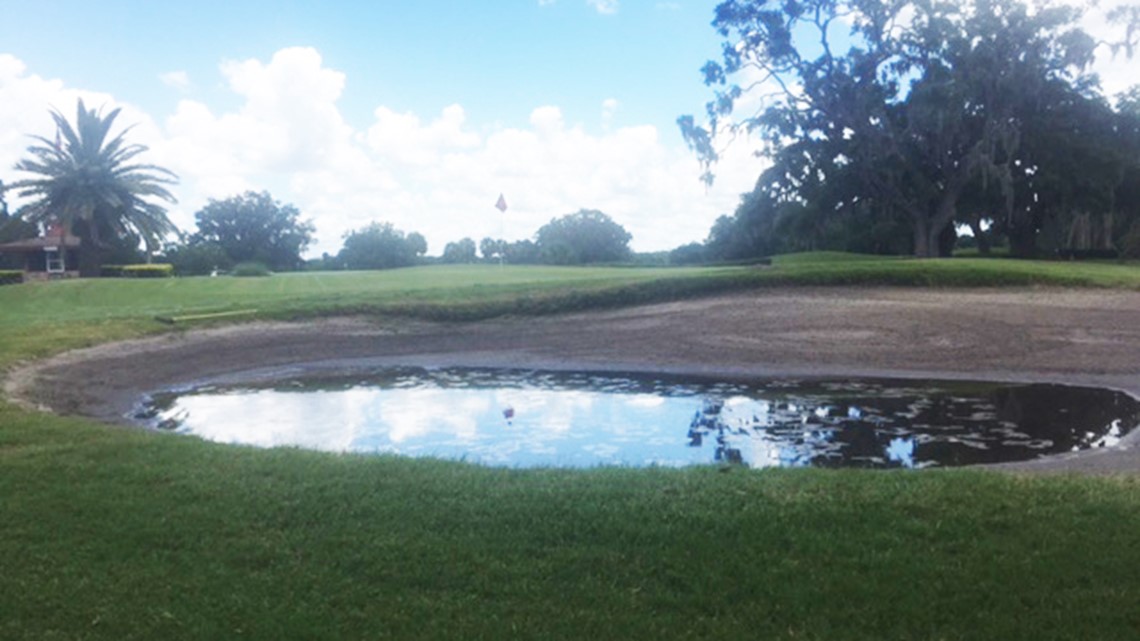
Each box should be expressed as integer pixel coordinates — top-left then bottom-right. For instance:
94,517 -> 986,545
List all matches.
9,99 -> 178,252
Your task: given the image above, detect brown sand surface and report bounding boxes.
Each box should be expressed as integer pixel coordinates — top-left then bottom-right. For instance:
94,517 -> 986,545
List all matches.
9,287 -> 1140,473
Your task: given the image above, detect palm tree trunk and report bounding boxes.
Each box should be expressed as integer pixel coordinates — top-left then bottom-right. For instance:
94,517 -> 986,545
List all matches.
77,246 -> 102,277
75,225 -> 103,277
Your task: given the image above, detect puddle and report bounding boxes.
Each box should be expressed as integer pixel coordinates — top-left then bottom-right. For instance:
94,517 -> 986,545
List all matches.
134,368 -> 1140,469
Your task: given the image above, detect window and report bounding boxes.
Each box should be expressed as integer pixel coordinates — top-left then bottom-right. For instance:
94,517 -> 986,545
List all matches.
45,247 -> 65,273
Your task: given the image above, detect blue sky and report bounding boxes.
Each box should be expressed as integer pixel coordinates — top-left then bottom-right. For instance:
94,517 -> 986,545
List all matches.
4,1 -> 723,135
0,1 -> 1133,256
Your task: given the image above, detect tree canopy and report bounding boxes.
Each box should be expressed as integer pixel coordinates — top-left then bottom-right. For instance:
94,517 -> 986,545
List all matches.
190,191 -> 314,271
534,209 -> 632,264
682,0 -> 1140,258
0,180 -> 39,269
338,222 -> 426,270
441,237 -> 478,264
9,99 -> 178,274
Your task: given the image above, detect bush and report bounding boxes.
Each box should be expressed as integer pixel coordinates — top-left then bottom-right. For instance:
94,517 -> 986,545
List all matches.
122,264 -> 174,278
0,269 -> 23,286
101,264 -> 174,278
162,241 -> 233,276
232,261 -> 271,277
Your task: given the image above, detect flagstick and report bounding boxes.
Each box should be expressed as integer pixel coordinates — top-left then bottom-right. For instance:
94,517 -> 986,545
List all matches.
495,193 -> 508,268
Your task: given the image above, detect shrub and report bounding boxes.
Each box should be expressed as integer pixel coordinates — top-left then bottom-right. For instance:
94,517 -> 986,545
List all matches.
163,241 -> 233,276
121,264 -> 174,278
0,269 -> 23,286
232,261 -> 271,277
101,264 -> 174,278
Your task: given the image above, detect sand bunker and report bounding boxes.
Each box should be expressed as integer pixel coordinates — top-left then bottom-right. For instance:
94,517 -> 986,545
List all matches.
9,287 -> 1140,474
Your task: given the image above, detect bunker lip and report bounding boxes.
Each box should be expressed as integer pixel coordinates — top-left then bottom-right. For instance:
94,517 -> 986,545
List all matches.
8,287 -> 1140,474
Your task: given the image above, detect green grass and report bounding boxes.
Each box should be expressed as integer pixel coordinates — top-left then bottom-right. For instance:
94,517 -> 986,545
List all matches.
3,407 -> 1138,641
6,255 -> 1140,327
6,256 -> 1140,367
3,255 -> 1140,640
0,265 -> 713,325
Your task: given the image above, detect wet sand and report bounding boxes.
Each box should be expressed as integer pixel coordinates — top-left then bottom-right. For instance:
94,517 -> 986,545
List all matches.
8,287 -> 1140,474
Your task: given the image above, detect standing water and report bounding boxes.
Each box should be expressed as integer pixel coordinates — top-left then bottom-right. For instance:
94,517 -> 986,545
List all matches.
136,368 -> 1139,469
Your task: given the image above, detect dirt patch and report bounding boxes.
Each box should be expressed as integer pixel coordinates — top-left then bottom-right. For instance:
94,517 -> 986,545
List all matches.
9,287 -> 1140,474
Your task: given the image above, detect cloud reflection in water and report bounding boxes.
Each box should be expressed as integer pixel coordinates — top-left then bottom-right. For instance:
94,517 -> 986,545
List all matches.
146,369 -> 1140,469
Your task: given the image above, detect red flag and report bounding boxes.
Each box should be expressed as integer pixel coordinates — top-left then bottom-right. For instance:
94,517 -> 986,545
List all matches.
495,193 -> 507,212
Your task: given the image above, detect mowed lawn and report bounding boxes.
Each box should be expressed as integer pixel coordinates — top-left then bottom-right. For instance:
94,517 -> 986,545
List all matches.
0,264 -> 726,363
0,264 -> 717,325
3,256 -> 1140,640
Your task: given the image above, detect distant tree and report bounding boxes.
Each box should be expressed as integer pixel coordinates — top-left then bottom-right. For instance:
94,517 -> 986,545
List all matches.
534,209 -> 632,264
100,230 -> 148,265
304,252 -> 343,271
191,191 -> 313,271
441,237 -> 478,264
0,181 -> 39,243
337,222 -> 425,270
9,99 -> 178,275
669,242 -> 707,265
162,241 -> 232,276
406,231 -> 428,258
503,239 -> 540,264
480,237 -> 507,261
0,179 -> 40,269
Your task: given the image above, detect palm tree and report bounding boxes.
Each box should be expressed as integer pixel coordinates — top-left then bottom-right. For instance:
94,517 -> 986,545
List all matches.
9,99 -> 178,276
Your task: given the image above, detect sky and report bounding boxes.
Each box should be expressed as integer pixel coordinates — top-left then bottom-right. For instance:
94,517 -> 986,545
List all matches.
0,0 -> 1134,257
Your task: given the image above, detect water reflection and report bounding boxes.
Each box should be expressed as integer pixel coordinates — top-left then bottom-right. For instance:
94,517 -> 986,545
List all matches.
137,369 -> 1140,469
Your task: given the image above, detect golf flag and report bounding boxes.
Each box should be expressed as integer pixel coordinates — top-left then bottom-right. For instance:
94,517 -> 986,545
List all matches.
495,193 -> 508,212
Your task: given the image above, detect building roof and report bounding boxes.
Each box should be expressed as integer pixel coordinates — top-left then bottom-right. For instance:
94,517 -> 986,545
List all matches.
0,233 -> 82,252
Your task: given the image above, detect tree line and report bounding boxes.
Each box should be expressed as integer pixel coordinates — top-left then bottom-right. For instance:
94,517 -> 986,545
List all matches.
85,190 -> 635,275
303,208 -> 633,274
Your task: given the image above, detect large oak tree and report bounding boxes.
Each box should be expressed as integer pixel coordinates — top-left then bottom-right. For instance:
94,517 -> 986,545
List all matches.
682,0 -> 1137,257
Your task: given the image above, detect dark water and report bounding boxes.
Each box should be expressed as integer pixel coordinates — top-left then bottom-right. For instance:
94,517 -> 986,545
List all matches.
136,368 -> 1140,469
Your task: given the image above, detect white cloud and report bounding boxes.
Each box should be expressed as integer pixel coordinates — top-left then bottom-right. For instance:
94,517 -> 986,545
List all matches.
1081,0 -> 1140,99
601,98 -> 619,129
0,49 -> 763,256
587,0 -> 619,15
367,103 -> 481,165
159,70 -> 191,92
217,47 -> 354,173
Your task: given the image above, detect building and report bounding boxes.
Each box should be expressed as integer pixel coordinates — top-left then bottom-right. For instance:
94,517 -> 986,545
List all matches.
0,224 -> 81,280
